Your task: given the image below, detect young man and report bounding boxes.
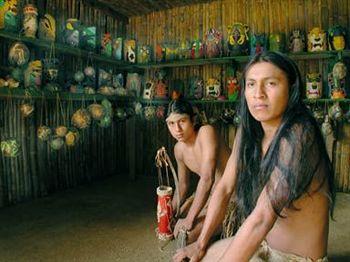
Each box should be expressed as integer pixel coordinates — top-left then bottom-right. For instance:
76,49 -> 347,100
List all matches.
173,52 -> 335,261
166,99 -> 231,244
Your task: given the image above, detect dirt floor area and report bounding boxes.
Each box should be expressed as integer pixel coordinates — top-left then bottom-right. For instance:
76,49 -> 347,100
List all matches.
0,175 -> 349,262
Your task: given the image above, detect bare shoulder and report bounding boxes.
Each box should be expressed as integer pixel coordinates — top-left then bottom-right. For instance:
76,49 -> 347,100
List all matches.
174,142 -> 184,161
197,125 -> 217,141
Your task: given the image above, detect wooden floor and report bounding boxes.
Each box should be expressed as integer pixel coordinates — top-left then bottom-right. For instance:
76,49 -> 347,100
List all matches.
0,175 -> 348,262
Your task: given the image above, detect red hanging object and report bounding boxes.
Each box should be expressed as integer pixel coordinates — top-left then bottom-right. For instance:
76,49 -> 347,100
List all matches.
155,147 -> 180,242
157,186 -> 173,240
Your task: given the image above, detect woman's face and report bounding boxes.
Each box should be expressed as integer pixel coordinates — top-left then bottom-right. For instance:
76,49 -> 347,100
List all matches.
166,113 -> 195,142
245,61 -> 289,128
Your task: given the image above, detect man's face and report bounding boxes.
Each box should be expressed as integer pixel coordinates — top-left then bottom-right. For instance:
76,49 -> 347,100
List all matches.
244,61 -> 289,128
166,113 -> 195,142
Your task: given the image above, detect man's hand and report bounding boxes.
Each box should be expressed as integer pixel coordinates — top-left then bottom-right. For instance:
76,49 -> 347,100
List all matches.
174,218 -> 193,238
173,241 -> 206,262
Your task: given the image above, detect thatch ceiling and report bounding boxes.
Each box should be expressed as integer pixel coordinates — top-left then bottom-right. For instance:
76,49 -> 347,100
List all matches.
86,0 -> 214,19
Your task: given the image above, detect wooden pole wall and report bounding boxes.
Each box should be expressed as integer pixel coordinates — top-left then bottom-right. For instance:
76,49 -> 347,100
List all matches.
0,0 -> 129,207
128,0 -> 350,192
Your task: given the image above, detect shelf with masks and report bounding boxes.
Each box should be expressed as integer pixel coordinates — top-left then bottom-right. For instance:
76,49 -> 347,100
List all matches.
138,98 -> 237,105
304,98 -> 350,103
0,30 -> 141,71
135,50 -> 350,69
138,98 -> 350,106
0,87 -> 135,102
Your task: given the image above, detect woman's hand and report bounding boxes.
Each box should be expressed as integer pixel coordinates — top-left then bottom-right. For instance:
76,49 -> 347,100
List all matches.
173,241 -> 206,262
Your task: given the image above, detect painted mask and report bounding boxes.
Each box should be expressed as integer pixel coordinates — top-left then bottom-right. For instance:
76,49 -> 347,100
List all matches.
101,33 -> 112,57
227,23 -> 249,56
308,27 -> 327,52
8,41 -> 30,66
178,41 -> 191,60
204,28 -> 223,58
112,37 -> 123,60
38,14 -> 56,41
191,40 -> 204,59
4,1 -> 18,32
165,44 -> 177,61
306,73 -> 322,99
155,44 -> 166,63
24,60 -> 42,88
98,69 -> 112,86
0,0 -> 17,29
289,29 -> 305,52
23,4 -> 38,38
124,39 -> 136,63
205,78 -> 221,99
126,72 -> 141,97
328,25 -> 346,51
250,33 -> 267,56
81,26 -> 96,51
154,80 -> 168,99
143,80 -> 155,100
137,45 -> 152,64
65,18 -> 80,47
328,60 -> 347,99
227,76 -> 240,101
156,106 -> 165,119
112,73 -> 124,88
187,77 -> 204,99
269,33 -> 286,52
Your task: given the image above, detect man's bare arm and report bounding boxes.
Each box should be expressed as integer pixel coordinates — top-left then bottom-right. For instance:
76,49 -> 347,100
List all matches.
219,187 -> 277,261
184,126 -> 218,228
172,143 -> 190,212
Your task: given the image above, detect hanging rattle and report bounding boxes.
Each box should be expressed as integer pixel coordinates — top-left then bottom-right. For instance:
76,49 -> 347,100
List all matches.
155,147 -> 180,245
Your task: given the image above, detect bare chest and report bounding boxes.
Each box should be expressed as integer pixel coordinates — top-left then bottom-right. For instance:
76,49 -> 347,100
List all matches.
182,147 -> 202,174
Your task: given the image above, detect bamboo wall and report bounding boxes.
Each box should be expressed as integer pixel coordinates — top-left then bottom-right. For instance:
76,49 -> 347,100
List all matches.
0,98 -> 129,207
128,0 -> 350,192
0,0 -> 129,207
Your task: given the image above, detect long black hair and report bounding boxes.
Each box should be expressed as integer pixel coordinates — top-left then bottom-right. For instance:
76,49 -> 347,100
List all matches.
235,51 -> 335,220
166,98 -> 201,130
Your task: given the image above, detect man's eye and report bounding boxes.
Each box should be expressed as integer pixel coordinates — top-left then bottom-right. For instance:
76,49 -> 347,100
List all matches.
246,82 -> 254,88
267,81 -> 277,86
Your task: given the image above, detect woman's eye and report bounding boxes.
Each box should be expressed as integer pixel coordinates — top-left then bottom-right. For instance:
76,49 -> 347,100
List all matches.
267,81 -> 277,87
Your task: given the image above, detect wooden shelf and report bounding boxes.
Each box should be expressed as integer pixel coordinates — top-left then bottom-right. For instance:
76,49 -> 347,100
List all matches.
0,30 -> 141,71
138,98 -> 237,105
0,88 -> 134,102
139,98 -> 350,106
136,51 -> 350,69
304,98 -> 350,103
2,30 -> 348,72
